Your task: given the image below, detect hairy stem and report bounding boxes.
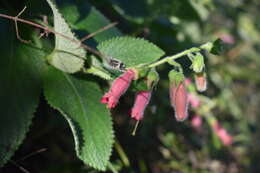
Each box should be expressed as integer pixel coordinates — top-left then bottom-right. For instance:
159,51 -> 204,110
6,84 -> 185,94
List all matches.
147,42 -> 212,68
148,47 -> 200,68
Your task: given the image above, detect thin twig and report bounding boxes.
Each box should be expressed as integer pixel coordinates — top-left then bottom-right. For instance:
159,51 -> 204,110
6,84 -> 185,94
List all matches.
39,15 -> 49,38
0,12 -> 105,59
8,148 -> 47,173
80,22 -> 117,42
9,160 -> 30,173
17,148 -> 47,162
14,6 -> 31,43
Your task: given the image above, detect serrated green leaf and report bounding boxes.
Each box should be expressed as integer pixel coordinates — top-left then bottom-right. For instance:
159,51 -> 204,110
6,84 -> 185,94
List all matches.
46,0 -> 86,73
97,36 -> 165,67
0,18 -> 44,166
43,67 -> 114,170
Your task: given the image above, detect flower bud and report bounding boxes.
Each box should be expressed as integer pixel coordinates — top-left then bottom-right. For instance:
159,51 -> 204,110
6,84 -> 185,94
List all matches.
101,69 -> 136,108
195,72 -> 207,92
130,91 -> 152,120
146,69 -> 159,89
168,70 -> 189,121
190,52 -> 205,73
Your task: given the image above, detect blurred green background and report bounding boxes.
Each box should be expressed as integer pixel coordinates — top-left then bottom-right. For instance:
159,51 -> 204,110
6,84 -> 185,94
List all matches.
0,0 -> 260,172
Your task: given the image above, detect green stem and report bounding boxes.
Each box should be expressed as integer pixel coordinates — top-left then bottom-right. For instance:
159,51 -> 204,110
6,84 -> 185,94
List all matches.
167,60 -> 183,73
115,139 -> 130,167
148,47 -> 200,68
107,162 -> 118,173
147,42 -> 212,68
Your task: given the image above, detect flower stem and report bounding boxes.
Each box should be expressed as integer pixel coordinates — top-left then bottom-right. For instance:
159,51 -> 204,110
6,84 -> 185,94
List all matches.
114,139 -> 130,167
147,42 -> 212,68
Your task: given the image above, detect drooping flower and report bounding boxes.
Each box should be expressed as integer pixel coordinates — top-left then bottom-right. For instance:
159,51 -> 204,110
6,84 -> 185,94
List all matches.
195,72 -> 207,92
212,121 -> 233,146
101,69 -> 136,108
130,91 -> 152,120
168,70 -> 189,121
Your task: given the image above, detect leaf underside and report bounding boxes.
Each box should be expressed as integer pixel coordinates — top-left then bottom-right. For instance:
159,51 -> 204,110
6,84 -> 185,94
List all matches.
46,0 -> 86,73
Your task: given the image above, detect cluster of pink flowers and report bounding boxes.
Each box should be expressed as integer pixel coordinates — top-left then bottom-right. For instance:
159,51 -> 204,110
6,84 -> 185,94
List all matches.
100,69 -> 233,146
101,69 -> 152,121
185,78 -> 233,146
100,70 -> 206,122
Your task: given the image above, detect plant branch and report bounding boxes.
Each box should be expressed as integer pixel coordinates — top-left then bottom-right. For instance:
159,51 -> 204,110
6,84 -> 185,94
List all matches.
147,42 -> 212,68
148,47 -> 200,68
0,12 -> 106,59
80,22 -> 117,42
14,6 -> 31,43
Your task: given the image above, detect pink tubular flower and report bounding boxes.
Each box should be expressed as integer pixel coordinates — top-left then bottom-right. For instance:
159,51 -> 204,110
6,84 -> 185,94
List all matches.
195,72 -> 207,92
212,121 -> 233,146
170,81 -> 189,121
101,69 -> 136,109
188,93 -> 200,108
130,91 -> 152,120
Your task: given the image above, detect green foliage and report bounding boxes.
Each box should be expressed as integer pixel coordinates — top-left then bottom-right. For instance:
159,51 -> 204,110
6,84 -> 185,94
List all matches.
43,67 -> 114,170
97,36 -> 165,68
1,0 -> 260,172
57,0 -> 122,43
0,19 -> 45,166
46,0 -> 86,73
